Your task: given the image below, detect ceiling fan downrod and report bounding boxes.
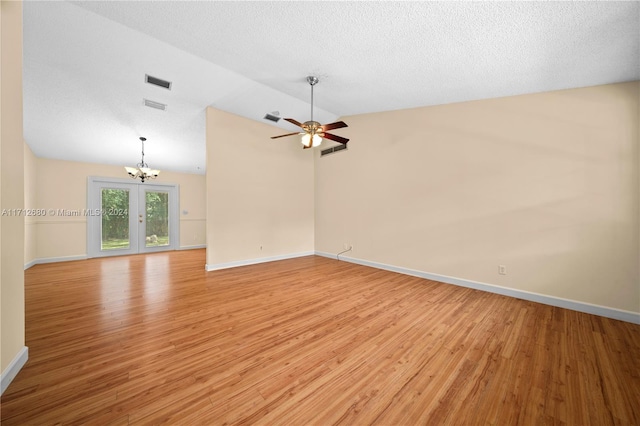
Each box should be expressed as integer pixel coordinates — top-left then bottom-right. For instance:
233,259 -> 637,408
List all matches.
307,76 -> 318,123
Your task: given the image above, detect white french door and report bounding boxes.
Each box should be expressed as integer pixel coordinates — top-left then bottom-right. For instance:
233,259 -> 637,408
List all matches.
87,177 -> 179,257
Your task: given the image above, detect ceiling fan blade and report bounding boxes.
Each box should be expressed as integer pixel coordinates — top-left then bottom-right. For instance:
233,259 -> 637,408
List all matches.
322,133 -> 349,145
284,118 -> 304,128
321,121 -> 348,132
271,132 -> 301,139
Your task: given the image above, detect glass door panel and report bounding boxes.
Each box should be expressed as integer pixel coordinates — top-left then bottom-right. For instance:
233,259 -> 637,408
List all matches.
88,179 -> 139,257
144,190 -> 170,248
101,188 -> 131,251
137,184 -> 178,254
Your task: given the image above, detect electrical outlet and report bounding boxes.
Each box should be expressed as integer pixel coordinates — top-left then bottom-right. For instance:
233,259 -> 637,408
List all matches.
499,265 -> 507,275
344,243 -> 351,250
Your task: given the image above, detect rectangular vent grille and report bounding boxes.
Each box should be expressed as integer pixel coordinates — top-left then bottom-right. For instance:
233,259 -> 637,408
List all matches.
143,99 -> 167,111
145,74 -> 172,90
321,144 -> 348,157
263,113 -> 281,123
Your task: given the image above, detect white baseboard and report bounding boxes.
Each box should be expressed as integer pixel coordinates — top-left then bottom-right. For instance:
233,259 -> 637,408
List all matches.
24,247 -> 205,269
1,346 -> 28,395
25,255 -> 87,269
315,251 -> 640,325
24,259 -> 37,270
178,244 -> 206,250
206,251 -> 315,271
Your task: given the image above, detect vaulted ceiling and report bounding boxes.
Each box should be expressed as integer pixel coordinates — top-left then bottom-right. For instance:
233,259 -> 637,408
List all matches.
23,1 -> 639,174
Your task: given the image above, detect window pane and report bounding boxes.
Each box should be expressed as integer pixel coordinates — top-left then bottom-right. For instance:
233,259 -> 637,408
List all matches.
145,191 -> 169,247
101,189 -> 130,250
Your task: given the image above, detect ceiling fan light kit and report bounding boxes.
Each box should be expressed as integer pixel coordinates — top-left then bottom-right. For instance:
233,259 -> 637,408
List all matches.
125,137 -> 160,183
271,76 -> 349,149
302,133 -> 323,147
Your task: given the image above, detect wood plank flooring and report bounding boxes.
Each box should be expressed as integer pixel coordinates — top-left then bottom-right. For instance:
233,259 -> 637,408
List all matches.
1,249 -> 639,425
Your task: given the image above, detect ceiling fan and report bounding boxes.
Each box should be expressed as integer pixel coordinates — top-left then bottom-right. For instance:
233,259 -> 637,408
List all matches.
271,76 -> 349,149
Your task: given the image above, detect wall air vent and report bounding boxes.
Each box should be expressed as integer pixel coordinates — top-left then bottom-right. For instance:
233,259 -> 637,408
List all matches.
263,112 -> 281,123
143,98 -> 167,111
145,74 -> 172,90
320,144 -> 348,157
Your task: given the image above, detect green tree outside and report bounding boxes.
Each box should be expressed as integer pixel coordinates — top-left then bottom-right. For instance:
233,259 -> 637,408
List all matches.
101,189 -> 129,241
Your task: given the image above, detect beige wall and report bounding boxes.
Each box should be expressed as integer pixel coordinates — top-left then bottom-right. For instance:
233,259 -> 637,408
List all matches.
316,82 -> 640,314
32,158 -> 206,260
206,107 -> 314,267
1,0 -> 26,373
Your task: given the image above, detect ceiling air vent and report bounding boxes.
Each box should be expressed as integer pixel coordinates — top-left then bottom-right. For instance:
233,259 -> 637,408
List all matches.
143,98 -> 167,111
263,112 -> 281,123
320,144 -> 348,157
145,74 -> 172,90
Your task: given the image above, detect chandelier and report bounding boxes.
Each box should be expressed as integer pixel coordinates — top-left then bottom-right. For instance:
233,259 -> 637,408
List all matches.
124,137 -> 160,182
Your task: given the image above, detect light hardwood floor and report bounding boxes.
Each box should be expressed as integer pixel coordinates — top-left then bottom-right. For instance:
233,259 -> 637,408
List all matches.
1,249 -> 639,425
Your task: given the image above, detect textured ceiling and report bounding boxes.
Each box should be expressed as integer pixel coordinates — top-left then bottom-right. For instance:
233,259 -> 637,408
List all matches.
23,1 -> 639,174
